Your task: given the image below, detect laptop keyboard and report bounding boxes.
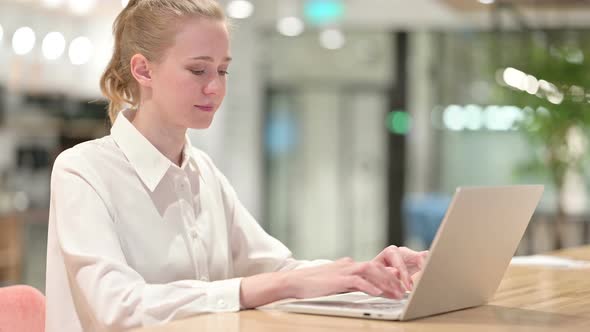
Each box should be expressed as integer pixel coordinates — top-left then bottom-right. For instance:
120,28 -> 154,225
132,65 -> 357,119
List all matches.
306,291 -> 410,303
361,302 -> 406,310
283,291 -> 409,312
286,301 -> 406,312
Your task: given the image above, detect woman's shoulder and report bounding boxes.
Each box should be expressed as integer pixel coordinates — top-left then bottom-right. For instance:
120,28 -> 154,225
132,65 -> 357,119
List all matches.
53,136 -> 119,173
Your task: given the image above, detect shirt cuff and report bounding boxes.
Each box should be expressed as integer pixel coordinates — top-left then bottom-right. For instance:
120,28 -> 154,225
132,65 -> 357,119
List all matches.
206,277 -> 243,312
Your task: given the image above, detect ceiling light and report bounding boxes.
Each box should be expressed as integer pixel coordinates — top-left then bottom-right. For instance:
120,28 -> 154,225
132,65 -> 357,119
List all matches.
42,32 -> 66,60
277,16 -> 304,37
12,27 -> 36,56
227,0 -> 254,19
502,67 -> 526,90
319,28 -> 345,50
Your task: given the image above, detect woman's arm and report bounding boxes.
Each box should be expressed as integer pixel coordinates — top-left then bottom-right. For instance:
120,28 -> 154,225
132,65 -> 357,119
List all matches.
49,151 -> 242,330
239,258 -> 409,308
239,246 -> 429,308
202,151 -> 426,308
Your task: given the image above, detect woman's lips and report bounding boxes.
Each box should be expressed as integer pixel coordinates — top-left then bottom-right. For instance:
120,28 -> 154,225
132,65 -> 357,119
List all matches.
194,105 -> 214,112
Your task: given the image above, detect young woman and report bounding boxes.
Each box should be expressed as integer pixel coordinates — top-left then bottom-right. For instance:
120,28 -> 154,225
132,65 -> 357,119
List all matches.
45,0 -> 428,331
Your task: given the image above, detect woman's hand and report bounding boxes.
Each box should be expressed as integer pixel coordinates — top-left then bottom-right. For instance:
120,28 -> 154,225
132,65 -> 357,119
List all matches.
283,257 -> 407,300
371,245 -> 429,291
239,247 -> 429,309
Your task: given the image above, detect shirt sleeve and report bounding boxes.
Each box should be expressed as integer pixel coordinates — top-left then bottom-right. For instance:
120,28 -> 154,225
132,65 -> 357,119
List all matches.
202,154 -> 331,277
50,150 -> 242,331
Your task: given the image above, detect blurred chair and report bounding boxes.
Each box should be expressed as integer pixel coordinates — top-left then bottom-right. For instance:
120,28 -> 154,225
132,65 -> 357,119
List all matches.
0,214 -> 23,285
403,193 -> 452,249
0,285 -> 45,332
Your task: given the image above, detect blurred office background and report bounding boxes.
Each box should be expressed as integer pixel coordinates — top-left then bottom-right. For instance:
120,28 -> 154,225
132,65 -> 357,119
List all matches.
1,0 -> 590,292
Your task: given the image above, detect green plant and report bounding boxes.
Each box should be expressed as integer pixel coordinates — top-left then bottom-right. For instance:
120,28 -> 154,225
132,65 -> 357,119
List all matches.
495,31 -> 590,249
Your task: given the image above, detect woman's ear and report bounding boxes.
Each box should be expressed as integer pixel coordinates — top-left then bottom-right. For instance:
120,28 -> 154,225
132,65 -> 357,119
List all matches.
130,53 -> 152,87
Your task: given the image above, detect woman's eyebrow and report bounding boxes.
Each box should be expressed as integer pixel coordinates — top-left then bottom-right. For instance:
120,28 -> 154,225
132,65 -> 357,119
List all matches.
190,56 -> 232,62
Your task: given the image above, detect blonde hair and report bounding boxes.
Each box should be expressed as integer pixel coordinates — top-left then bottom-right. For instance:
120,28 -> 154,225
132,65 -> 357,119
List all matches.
100,0 -> 226,124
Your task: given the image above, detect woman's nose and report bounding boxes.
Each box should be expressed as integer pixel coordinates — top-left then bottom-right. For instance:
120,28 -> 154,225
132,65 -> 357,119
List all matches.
204,76 -> 223,95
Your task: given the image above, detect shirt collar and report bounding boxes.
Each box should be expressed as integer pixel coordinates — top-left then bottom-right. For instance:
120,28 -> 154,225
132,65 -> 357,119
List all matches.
111,109 -> 196,192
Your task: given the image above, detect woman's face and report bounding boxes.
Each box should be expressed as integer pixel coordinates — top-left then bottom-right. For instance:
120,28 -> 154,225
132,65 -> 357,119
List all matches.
149,17 -> 231,130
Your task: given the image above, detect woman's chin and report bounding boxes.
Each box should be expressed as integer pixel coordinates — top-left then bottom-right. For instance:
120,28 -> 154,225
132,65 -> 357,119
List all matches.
187,118 -> 215,130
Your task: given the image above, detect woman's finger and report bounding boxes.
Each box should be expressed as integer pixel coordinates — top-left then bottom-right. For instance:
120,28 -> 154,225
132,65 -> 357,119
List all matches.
397,248 -> 428,276
382,246 -> 412,291
344,276 -> 382,297
353,262 -> 404,299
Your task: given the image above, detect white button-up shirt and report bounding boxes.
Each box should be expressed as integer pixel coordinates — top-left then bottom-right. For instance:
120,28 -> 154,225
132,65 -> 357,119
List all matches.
45,109 -> 329,332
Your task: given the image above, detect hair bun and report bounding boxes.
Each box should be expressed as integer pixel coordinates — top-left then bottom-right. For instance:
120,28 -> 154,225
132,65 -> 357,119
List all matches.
125,0 -> 140,9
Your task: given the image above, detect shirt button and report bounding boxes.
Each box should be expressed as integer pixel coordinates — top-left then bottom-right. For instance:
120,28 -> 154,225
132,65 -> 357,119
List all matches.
190,228 -> 198,238
217,299 -> 226,309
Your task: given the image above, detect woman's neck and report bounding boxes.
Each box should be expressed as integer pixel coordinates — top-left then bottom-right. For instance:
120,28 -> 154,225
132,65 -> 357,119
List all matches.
131,103 -> 187,167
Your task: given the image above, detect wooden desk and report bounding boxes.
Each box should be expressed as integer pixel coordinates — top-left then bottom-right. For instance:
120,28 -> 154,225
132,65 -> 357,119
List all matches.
0,214 -> 23,285
133,246 -> 590,332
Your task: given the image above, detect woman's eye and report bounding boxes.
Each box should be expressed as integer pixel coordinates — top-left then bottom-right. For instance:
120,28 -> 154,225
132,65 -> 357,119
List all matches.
190,69 -> 229,76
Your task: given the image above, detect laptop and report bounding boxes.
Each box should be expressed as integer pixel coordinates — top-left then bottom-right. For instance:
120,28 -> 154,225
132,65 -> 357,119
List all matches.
270,185 -> 544,321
